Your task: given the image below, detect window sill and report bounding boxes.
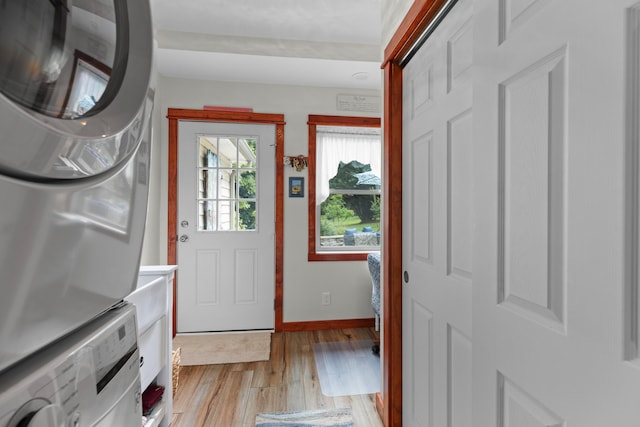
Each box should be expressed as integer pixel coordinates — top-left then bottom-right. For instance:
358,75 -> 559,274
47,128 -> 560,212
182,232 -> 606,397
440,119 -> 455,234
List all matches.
308,252 -> 369,262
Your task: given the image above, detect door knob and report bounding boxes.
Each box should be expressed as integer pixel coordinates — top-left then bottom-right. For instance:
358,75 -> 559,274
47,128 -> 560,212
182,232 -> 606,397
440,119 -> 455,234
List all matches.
404,271 -> 409,283
179,234 -> 189,243
180,220 -> 189,228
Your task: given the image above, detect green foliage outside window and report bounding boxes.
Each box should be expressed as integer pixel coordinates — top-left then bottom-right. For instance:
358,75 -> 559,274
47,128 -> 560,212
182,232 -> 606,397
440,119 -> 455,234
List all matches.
320,160 -> 381,239
320,194 -> 354,235
237,139 -> 257,230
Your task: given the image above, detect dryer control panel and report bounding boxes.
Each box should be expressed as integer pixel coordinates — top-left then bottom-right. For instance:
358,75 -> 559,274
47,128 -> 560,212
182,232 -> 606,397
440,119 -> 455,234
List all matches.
0,303 -> 141,427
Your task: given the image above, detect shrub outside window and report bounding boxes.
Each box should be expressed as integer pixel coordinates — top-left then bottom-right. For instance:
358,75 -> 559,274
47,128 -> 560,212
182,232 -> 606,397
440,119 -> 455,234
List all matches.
308,115 -> 381,261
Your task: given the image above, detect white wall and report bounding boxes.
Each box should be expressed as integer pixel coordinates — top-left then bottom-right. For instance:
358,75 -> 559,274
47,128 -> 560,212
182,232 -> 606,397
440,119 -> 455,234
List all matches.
141,75 -> 382,323
381,0 -> 414,48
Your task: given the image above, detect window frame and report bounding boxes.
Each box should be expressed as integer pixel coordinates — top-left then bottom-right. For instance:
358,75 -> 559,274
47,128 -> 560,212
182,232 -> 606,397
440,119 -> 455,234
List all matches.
307,114 -> 382,262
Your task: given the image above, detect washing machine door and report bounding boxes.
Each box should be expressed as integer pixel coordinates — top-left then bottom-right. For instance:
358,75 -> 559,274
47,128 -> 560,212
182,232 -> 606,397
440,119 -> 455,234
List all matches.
0,0 -> 154,180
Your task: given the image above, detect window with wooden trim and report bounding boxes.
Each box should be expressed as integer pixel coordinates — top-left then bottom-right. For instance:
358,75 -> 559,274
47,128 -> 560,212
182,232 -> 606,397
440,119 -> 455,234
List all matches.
308,115 -> 382,261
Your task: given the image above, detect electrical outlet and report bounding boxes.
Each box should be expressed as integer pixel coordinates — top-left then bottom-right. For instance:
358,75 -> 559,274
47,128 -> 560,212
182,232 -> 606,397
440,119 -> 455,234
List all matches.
321,292 -> 331,305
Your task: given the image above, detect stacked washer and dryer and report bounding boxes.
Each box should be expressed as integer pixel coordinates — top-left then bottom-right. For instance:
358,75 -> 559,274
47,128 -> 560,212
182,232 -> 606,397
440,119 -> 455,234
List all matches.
0,0 -> 155,425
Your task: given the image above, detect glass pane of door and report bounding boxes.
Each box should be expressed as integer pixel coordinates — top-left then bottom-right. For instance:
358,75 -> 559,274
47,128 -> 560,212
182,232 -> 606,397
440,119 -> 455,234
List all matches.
197,135 -> 258,231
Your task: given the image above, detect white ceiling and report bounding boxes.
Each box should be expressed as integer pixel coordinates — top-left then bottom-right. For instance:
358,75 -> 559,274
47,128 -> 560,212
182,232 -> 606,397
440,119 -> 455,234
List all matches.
150,0 -> 383,90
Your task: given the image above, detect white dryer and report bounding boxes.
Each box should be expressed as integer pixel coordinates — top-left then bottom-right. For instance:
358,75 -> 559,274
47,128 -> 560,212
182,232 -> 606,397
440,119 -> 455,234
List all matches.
0,0 -> 155,373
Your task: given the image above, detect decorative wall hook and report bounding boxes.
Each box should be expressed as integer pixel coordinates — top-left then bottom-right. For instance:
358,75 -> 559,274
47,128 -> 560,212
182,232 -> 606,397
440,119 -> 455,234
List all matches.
284,155 -> 309,172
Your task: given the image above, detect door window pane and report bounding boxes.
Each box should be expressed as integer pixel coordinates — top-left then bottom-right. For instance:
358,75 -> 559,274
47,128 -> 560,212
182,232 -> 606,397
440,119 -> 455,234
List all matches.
198,200 -> 216,231
217,200 -> 233,231
238,201 -> 256,231
197,135 -> 258,231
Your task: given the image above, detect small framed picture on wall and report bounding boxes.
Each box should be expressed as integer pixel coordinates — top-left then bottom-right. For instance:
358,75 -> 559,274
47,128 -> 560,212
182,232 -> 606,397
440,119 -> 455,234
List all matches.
289,177 -> 304,198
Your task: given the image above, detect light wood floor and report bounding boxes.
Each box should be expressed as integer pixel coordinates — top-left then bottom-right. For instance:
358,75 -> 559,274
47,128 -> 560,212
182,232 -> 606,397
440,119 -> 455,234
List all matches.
170,328 -> 384,427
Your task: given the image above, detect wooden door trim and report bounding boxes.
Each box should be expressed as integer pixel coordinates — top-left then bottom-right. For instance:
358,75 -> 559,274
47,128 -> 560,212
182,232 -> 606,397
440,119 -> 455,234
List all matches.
382,0 -> 450,67
381,60 -> 403,427
167,108 -> 286,335
381,1 -> 450,426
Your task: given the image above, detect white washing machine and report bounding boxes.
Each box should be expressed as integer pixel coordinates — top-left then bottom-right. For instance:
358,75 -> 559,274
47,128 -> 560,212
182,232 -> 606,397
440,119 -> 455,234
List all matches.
0,0 -> 155,373
0,303 -> 142,427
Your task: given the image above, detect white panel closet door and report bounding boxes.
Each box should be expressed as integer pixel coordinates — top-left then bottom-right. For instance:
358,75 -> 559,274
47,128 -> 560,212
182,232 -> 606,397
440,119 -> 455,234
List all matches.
473,0 -> 640,425
402,0 -> 473,425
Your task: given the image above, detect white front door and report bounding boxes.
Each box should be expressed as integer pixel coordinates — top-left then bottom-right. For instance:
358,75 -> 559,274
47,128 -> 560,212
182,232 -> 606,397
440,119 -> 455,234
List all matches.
402,0 -> 474,425
177,121 -> 275,332
473,0 -> 640,425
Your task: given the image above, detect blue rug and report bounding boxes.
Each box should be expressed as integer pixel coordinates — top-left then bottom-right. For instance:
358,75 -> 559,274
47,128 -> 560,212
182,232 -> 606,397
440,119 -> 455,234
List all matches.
255,408 -> 353,426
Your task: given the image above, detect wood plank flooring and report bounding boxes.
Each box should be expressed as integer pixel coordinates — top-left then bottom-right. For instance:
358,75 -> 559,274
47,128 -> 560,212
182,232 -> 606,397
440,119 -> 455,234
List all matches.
171,328 -> 383,427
